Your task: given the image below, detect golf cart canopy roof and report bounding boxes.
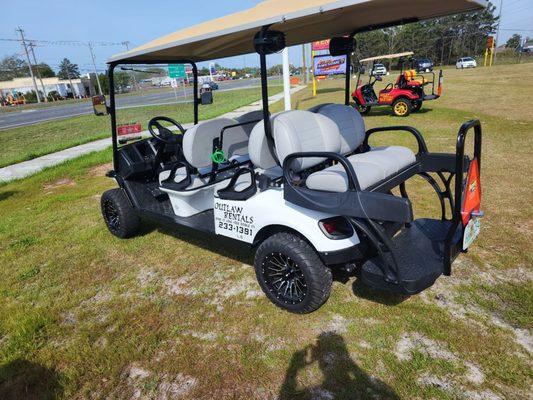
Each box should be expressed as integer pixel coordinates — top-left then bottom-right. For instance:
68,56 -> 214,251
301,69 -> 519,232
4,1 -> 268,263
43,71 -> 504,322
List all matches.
360,51 -> 414,63
109,0 -> 486,63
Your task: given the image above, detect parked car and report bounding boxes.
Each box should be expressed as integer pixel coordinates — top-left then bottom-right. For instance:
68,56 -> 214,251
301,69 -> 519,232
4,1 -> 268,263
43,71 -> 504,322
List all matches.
415,57 -> 433,72
456,57 -> 477,69
369,63 -> 387,76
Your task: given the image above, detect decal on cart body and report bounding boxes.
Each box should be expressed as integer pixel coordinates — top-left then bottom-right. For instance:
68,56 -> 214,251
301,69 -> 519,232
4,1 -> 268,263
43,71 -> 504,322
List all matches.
214,200 -> 255,242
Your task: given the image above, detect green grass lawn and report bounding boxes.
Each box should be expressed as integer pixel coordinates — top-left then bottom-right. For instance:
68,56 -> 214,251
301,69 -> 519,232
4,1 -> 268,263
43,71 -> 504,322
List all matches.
0,85 -> 281,168
0,64 -> 532,399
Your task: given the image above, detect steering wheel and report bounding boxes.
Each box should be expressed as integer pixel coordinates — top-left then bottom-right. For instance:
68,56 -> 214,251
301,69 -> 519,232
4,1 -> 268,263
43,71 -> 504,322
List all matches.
148,116 -> 186,144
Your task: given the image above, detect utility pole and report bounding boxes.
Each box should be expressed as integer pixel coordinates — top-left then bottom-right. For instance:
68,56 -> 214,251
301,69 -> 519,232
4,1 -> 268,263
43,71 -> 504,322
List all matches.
28,42 -> 48,102
16,27 -> 41,103
494,0 -> 504,63
88,42 -> 103,95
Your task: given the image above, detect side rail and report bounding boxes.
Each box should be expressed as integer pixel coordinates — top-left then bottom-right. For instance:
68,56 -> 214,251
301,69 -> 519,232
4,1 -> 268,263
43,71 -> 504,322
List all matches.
363,126 -> 429,154
443,119 -> 482,274
282,152 -> 413,224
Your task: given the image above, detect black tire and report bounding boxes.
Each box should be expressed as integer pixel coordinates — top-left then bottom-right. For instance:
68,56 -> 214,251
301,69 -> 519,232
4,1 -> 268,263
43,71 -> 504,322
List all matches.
101,189 -> 140,238
392,98 -> 411,117
354,99 -> 371,115
412,100 -> 423,112
254,232 -> 332,314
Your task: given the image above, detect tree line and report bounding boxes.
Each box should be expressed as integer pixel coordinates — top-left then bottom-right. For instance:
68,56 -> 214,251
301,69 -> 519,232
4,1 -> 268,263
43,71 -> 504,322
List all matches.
354,2 -> 499,68
0,56 -> 81,81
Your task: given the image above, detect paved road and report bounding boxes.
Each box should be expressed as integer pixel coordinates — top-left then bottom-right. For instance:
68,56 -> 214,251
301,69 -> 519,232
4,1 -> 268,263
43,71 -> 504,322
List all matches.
0,78 -> 278,130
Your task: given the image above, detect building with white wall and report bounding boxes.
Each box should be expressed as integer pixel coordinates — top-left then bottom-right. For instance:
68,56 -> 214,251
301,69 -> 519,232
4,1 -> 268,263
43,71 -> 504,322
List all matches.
0,76 -> 89,99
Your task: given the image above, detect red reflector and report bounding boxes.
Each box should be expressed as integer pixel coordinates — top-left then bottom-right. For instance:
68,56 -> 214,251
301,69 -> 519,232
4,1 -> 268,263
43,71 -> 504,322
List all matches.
461,158 -> 481,226
321,221 -> 337,235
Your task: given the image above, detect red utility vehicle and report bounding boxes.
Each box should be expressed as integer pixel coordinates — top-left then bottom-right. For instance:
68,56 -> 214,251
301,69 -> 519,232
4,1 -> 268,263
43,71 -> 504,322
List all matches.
352,52 -> 443,117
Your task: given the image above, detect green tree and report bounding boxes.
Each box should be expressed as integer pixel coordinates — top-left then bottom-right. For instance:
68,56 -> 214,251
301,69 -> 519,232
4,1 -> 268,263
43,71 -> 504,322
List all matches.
57,58 -> 80,79
354,1 -> 498,66
0,55 -> 27,81
35,63 -> 55,78
506,34 -> 522,50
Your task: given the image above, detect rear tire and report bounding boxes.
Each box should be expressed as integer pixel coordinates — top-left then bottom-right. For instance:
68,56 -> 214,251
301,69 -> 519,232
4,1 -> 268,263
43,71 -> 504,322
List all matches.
101,189 -> 140,238
412,100 -> 423,112
254,232 -> 332,314
392,98 -> 411,117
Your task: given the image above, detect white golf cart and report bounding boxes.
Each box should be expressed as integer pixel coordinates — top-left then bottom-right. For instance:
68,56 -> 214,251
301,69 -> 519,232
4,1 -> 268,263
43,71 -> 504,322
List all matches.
96,0 -> 486,313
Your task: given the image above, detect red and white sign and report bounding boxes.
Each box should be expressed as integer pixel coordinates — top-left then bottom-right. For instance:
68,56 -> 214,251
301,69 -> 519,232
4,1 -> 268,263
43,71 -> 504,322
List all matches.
117,123 -> 142,136
312,40 -> 330,51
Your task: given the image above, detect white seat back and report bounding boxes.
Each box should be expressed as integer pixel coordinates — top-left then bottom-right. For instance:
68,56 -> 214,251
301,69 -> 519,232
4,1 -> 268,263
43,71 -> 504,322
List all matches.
182,118 -> 249,169
249,110 -> 341,172
236,110 -> 265,136
316,104 -> 366,154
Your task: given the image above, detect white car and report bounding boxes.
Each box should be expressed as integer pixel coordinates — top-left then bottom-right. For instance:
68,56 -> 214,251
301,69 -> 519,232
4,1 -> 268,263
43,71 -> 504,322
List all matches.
456,57 -> 477,69
369,63 -> 387,76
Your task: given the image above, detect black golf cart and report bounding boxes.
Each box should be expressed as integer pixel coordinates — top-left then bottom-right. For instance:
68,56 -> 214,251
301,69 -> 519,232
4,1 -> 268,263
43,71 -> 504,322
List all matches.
95,0 -> 486,313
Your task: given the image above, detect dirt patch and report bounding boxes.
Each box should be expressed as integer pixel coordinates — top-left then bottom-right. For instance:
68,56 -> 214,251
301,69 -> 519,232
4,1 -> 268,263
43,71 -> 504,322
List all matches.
396,332 -> 485,385
43,178 -> 76,190
124,365 -> 198,400
87,163 -> 112,177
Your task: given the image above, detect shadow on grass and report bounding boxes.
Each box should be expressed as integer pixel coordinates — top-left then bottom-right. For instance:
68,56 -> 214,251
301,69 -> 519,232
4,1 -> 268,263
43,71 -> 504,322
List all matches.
351,279 -> 410,306
279,332 -> 399,400
362,107 -> 433,117
0,191 -> 18,201
138,220 -> 253,265
0,359 -> 63,400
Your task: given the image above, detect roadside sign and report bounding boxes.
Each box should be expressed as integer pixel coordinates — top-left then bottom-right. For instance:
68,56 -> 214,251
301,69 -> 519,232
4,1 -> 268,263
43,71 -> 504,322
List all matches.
313,54 -> 347,76
487,36 -> 494,49
168,64 -> 186,78
312,40 -> 330,51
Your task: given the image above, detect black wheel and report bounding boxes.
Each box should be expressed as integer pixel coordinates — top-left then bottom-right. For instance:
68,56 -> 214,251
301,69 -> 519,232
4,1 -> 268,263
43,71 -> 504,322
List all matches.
101,189 -> 140,238
392,98 -> 411,117
412,100 -> 423,112
254,232 -> 332,314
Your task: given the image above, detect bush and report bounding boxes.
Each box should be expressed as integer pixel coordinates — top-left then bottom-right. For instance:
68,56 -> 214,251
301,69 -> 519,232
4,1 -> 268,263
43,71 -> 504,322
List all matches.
47,91 -> 62,101
24,90 -> 38,103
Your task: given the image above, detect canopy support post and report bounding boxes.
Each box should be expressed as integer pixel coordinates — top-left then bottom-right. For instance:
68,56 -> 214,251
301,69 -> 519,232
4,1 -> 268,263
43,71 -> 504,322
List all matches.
108,63 -> 119,172
259,50 -> 272,142
345,34 -> 355,106
192,62 -> 199,124
282,47 -> 291,111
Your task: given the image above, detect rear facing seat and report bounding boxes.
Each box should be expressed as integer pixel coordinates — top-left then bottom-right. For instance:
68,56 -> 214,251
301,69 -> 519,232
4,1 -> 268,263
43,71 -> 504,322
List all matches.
248,108 -> 416,192
307,104 -> 415,191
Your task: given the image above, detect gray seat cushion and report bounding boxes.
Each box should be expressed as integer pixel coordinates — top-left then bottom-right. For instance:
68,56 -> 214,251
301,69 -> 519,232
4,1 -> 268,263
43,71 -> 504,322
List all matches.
248,110 -> 341,171
236,110 -> 264,136
316,104 -> 366,154
306,146 -> 416,192
182,117 -> 249,168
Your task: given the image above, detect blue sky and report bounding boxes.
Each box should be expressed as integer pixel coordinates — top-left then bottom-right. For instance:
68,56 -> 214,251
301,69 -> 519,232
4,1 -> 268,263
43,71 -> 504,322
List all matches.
1,0 -> 531,74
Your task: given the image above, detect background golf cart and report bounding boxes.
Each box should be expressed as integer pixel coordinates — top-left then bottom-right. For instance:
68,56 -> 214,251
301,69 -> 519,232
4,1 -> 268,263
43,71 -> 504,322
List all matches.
95,0 -> 486,314
353,52 -> 443,117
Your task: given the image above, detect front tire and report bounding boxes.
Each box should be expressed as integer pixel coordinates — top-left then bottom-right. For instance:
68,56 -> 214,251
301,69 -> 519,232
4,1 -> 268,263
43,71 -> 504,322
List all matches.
254,232 -> 332,314
354,99 -> 371,115
392,98 -> 412,117
101,189 -> 140,238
